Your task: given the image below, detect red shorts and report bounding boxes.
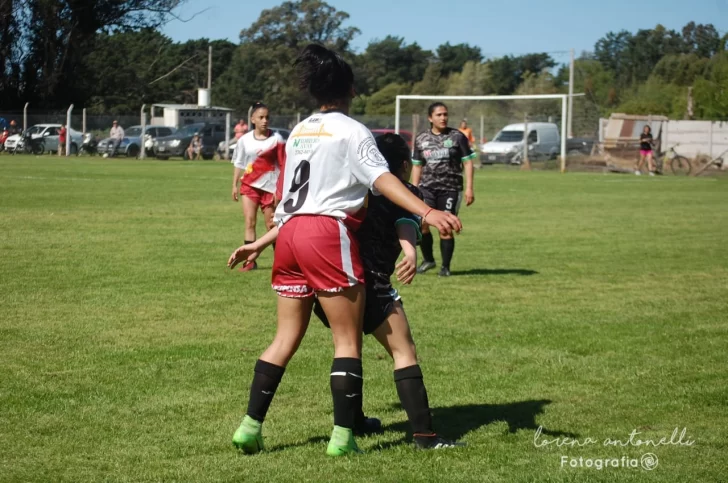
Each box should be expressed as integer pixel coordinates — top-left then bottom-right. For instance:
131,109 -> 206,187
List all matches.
240,183 -> 275,211
272,216 -> 365,298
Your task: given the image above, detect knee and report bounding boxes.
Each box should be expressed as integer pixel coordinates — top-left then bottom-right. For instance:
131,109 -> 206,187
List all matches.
391,340 -> 418,367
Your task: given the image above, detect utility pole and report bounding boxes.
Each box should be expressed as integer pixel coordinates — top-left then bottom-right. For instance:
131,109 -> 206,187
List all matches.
568,48 -> 574,139
208,45 -> 213,100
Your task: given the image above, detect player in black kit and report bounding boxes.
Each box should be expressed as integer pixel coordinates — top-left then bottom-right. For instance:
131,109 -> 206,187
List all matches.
412,102 -> 476,277
315,133 -> 462,450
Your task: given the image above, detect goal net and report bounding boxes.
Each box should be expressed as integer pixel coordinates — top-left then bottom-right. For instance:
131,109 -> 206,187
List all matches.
395,94 -> 595,171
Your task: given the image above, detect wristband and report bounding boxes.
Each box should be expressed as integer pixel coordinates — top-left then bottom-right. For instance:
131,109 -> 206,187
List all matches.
422,208 -> 434,223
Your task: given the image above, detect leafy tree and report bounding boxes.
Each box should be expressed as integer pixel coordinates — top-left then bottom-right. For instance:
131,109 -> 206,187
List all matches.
682,22 -> 722,58
436,42 -> 483,76
693,52 -> 728,119
364,83 -> 411,116
484,53 -> 555,95
359,36 -> 431,93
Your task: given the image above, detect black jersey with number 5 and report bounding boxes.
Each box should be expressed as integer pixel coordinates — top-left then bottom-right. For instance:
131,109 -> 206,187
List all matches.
412,127 -> 476,192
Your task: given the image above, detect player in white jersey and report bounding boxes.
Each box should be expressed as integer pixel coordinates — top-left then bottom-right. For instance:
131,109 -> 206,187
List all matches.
227,44 -> 462,457
231,102 -> 286,271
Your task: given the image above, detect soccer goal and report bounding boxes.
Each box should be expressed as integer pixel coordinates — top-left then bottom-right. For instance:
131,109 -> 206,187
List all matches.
395,94 -> 572,172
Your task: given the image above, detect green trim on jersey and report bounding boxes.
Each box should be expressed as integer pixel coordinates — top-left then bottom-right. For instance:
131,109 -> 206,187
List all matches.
412,159 -> 423,166
461,152 -> 477,163
395,218 -> 422,241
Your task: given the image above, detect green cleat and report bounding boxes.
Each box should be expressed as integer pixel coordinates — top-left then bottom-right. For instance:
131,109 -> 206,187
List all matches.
232,415 -> 264,454
326,425 -> 362,456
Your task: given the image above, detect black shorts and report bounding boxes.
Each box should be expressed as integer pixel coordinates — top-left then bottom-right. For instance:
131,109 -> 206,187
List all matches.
313,284 -> 401,335
420,188 -> 462,215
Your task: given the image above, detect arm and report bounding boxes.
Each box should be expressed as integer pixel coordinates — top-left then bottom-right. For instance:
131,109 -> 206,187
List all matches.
395,222 -> 418,284
231,138 -> 246,201
228,225 -> 279,270
464,160 -> 475,206
232,166 -> 242,201
411,164 -> 422,186
373,173 -> 461,236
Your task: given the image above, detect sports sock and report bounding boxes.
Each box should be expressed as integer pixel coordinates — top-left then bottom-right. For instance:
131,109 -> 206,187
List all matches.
330,358 -> 363,429
421,232 -> 435,263
246,359 -> 285,422
394,364 -> 434,436
440,238 -> 455,270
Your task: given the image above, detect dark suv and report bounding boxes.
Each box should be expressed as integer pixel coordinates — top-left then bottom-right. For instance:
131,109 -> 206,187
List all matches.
154,122 -> 227,160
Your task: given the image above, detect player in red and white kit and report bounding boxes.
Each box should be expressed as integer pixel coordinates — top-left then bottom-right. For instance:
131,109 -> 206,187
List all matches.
227,44 -> 462,457
231,102 -> 285,271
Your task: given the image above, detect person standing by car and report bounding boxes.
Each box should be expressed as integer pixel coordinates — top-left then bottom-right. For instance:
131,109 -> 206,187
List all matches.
234,119 -> 248,140
412,103 -> 476,277
58,124 -> 67,156
458,119 -> 476,149
109,120 -> 124,157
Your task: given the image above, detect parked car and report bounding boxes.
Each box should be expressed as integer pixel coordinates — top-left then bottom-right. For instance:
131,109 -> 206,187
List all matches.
97,125 -> 176,157
4,124 -> 82,154
154,122 -> 227,160
480,122 -> 560,164
566,137 -> 596,157
370,129 -> 413,151
216,127 -> 292,160
143,126 -> 177,155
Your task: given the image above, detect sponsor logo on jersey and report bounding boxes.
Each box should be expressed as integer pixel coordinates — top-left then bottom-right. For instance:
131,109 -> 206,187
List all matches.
423,148 -> 450,160
357,137 -> 388,168
291,124 -> 333,138
443,139 -> 454,148
292,137 -> 320,155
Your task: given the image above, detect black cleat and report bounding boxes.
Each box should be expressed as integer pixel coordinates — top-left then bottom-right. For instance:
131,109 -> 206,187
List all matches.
414,434 -> 465,449
417,261 -> 436,274
438,267 -> 451,277
353,416 -> 383,436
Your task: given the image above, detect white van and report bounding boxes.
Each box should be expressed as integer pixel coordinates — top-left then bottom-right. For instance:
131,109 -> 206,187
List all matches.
480,122 -> 560,164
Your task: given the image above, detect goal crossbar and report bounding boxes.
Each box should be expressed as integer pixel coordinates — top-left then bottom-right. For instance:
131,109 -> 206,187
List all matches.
395,94 -> 584,172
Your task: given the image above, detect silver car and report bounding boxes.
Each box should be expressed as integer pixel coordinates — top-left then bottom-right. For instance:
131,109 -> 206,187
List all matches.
4,124 -> 82,154
97,125 -> 176,157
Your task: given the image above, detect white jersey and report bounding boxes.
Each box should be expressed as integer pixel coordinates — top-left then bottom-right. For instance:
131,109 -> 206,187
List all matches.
274,111 -> 390,230
232,130 -> 285,194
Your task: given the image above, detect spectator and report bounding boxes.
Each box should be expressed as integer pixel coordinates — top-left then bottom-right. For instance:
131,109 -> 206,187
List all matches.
9,120 -> 19,136
58,124 -> 67,156
458,119 -> 476,149
0,128 -> 8,153
187,134 -> 202,160
109,120 -> 124,157
234,119 -> 248,140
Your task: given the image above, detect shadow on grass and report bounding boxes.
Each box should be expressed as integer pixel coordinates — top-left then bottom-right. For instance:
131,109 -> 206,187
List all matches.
450,268 -> 539,276
268,399 -> 574,453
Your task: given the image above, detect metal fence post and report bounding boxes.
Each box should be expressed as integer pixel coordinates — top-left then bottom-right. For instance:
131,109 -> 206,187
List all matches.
23,103 -> 29,133
224,112 -> 231,161
140,104 -> 146,160
66,104 -> 74,157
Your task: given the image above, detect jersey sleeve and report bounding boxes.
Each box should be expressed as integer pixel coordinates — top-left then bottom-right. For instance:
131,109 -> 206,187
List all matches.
275,136 -> 287,200
393,184 -> 423,240
457,131 -> 477,163
232,137 -> 246,169
412,134 -> 425,166
348,123 -> 390,188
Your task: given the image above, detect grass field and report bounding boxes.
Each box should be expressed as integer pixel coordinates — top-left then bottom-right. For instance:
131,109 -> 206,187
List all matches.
1,155 -> 727,482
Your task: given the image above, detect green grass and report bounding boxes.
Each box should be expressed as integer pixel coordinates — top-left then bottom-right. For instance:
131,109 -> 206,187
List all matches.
1,155 -> 727,482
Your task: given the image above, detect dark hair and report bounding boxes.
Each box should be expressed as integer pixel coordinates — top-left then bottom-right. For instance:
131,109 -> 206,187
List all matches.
250,101 -> 268,130
643,125 -> 651,133
294,44 -> 354,105
428,102 -> 448,117
375,133 -> 410,176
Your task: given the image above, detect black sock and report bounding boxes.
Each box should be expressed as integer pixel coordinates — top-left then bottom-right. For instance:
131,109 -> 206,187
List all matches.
421,232 -> 435,263
246,359 -> 285,422
330,358 -> 363,429
440,238 -> 455,270
394,365 -> 434,436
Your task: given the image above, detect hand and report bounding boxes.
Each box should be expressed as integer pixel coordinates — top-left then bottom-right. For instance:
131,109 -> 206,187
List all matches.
424,209 -> 462,237
228,244 -> 260,270
465,188 -> 475,206
232,185 -> 239,202
396,253 -> 417,285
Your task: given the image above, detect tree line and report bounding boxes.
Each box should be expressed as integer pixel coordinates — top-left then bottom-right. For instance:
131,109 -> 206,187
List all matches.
1,0 -> 726,120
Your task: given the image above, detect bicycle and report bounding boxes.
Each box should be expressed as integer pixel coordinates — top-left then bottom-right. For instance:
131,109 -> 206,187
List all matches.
653,144 -> 691,176
693,147 -> 727,177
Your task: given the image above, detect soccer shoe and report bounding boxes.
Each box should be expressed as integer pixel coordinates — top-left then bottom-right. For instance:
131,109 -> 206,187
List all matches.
238,261 -> 258,272
414,434 -> 465,450
353,416 -> 382,436
438,267 -> 451,277
232,415 -> 264,454
326,426 -> 362,456
417,261 -> 436,274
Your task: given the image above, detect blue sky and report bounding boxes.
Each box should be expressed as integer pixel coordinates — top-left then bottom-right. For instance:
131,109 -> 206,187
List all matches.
163,0 -> 727,64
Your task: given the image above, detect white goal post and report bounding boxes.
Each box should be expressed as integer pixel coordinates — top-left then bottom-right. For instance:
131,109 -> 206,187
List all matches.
395,94 -> 581,173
